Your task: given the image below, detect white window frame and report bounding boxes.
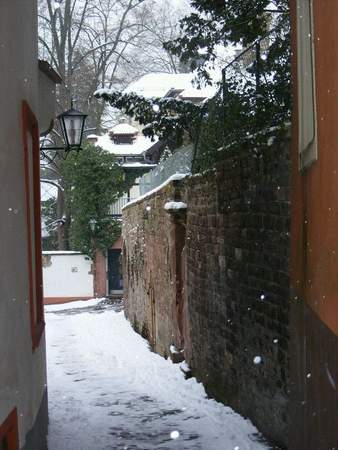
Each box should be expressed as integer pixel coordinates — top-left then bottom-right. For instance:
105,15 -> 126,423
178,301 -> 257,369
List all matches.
297,0 -> 317,171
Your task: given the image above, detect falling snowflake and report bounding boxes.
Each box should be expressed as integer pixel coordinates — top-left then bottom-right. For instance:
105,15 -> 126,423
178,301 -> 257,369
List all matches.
170,430 -> 180,439
253,356 -> 262,365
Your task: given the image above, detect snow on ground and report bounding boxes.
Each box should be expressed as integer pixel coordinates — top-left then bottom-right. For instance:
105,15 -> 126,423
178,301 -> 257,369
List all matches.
45,299 -> 275,450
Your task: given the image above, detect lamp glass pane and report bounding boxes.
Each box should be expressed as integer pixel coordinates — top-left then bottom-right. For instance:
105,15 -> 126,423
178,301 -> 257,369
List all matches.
58,117 -> 68,147
64,115 -> 83,146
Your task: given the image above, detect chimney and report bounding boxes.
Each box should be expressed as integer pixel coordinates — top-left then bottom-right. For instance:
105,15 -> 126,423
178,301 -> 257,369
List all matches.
87,134 -> 98,144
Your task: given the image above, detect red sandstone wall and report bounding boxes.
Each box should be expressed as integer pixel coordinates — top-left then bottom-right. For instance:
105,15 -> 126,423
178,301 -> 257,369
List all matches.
93,250 -> 107,297
123,137 -> 291,447
122,180 -> 188,356
290,1 -> 338,449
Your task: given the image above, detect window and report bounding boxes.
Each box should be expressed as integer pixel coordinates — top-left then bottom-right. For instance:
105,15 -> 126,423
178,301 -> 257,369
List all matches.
22,101 -> 45,350
297,0 -> 317,170
0,409 -> 19,450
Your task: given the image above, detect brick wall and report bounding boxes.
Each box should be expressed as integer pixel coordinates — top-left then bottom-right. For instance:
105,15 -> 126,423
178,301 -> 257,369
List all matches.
123,138 -> 290,448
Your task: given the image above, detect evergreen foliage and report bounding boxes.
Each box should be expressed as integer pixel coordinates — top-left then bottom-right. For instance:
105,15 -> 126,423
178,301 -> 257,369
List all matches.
41,198 -> 58,250
94,89 -> 205,148
60,144 -> 134,258
95,1 -> 291,173
163,0 -> 291,171
163,0 -> 289,84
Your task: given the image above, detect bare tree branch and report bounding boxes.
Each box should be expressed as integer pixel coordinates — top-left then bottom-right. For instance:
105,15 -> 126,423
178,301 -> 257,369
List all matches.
41,178 -> 64,191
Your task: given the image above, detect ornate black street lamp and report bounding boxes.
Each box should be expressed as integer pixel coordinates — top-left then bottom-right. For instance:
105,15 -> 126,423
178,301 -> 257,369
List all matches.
40,101 -> 87,155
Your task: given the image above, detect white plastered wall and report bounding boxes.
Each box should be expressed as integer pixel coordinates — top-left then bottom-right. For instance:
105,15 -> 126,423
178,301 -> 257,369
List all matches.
43,252 -> 94,298
0,1 -> 47,448
129,179 -> 140,199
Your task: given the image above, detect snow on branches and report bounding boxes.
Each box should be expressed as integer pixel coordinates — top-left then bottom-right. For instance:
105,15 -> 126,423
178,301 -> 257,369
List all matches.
94,89 -> 206,147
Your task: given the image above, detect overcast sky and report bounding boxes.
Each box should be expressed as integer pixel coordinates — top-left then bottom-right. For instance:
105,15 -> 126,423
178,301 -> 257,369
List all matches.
158,0 -> 191,11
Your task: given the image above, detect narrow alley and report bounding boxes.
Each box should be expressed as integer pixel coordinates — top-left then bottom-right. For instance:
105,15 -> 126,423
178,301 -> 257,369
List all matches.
46,299 -> 274,450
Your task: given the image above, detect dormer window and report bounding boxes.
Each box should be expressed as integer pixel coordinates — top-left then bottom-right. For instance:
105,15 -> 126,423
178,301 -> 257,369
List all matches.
165,88 -> 184,98
111,134 -> 136,145
108,123 -> 138,145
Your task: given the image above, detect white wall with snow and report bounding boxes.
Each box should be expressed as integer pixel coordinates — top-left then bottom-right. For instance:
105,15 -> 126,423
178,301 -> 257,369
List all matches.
43,252 -> 94,299
129,182 -> 140,199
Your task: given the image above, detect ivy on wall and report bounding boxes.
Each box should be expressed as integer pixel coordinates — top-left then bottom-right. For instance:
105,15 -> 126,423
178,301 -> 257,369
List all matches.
61,143 -> 136,258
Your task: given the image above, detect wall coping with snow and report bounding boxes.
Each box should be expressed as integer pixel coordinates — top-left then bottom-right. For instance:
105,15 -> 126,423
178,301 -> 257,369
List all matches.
43,250 -> 84,255
122,173 -> 189,211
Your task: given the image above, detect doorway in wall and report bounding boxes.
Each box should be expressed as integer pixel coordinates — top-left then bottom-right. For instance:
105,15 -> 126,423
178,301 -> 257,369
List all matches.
108,249 -> 123,294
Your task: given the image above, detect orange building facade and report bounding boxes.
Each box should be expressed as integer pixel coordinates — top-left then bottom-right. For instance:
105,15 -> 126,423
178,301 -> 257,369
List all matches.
290,1 -> 338,448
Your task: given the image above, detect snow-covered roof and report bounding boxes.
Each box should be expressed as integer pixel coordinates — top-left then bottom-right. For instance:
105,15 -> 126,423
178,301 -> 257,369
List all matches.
87,134 -> 99,139
179,86 -> 216,99
95,133 -> 157,156
121,162 -> 157,169
124,73 -> 194,98
42,251 -> 83,255
111,123 -> 138,135
124,73 -> 215,100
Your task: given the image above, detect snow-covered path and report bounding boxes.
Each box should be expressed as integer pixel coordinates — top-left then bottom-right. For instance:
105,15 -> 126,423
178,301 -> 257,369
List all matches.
45,299 -> 274,450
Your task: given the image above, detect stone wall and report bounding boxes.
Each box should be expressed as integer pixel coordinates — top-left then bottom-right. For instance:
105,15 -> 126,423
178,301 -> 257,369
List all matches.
122,138 -> 290,448
123,179 -> 188,356
186,141 -> 290,448
93,250 -> 107,297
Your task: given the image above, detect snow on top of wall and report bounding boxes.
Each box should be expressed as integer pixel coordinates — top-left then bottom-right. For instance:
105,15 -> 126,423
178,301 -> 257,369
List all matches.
111,123 -> 138,135
95,133 -> 157,156
122,162 -> 157,168
123,173 -> 189,210
42,251 -> 83,255
164,201 -> 187,211
87,134 -> 98,139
